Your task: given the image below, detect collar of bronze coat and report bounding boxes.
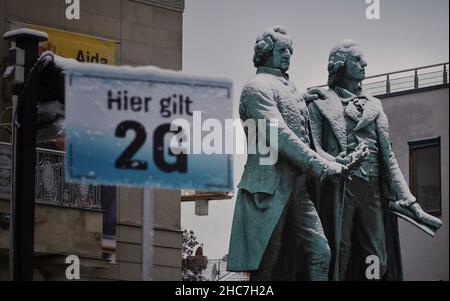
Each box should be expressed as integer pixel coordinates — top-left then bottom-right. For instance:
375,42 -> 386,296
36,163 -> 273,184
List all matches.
311,86 -> 383,151
257,66 -> 290,80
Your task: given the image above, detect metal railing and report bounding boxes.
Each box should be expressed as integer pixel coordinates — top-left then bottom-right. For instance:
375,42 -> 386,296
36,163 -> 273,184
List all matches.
313,62 -> 449,96
363,62 -> 449,96
0,142 -> 101,210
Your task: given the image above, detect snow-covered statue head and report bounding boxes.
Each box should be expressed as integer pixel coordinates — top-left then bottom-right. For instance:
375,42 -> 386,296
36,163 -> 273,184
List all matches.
253,25 -> 293,73
327,40 -> 368,88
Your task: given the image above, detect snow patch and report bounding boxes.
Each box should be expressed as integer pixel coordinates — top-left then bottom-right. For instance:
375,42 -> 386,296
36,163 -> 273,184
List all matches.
46,52 -> 232,86
3,28 -> 48,41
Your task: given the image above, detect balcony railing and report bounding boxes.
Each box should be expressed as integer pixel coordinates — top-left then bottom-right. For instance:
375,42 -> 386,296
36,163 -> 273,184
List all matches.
313,62 -> 449,96
0,142 -> 101,210
363,62 -> 449,96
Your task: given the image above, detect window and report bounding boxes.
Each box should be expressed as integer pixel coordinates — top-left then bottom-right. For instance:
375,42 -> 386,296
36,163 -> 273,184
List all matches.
409,137 -> 441,216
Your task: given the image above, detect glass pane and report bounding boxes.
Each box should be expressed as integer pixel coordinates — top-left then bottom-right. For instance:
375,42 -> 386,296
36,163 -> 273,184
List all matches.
414,146 -> 441,213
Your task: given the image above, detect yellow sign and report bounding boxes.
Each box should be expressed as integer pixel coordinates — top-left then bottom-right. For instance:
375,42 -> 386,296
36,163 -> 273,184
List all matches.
11,22 -> 117,65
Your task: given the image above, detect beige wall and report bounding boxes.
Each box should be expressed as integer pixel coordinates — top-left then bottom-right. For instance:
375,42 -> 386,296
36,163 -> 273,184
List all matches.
0,0 -> 184,281
0,199 -> 103,258
0,0 -> 183,68
88,188 -> 182,281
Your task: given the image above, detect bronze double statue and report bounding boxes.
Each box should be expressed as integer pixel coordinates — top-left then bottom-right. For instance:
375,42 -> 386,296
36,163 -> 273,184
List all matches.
227,26 -> 442,281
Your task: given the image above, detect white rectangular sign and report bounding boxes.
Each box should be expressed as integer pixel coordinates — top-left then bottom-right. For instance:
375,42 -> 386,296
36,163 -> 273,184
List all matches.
65,64 -> 233,191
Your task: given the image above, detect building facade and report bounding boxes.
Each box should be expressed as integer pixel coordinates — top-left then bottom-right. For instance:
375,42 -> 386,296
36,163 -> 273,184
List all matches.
0,0 -> 185,281
374,64 -> 449,281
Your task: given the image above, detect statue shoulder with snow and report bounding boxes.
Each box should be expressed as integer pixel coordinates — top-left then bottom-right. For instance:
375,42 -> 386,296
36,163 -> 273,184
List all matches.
305,40 -> 442,281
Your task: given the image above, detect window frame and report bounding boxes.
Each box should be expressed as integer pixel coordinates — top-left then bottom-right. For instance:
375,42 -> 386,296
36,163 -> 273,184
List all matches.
408,136 -> 442,216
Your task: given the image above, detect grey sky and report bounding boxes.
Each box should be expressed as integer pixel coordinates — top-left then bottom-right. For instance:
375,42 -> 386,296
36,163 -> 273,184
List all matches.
181,0 -> 449,260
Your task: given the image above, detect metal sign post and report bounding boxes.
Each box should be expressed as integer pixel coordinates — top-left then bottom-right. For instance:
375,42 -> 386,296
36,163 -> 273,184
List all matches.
142,189 -> 154,281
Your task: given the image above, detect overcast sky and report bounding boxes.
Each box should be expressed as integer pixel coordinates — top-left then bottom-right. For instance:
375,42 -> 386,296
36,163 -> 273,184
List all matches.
181,0 -> 449,260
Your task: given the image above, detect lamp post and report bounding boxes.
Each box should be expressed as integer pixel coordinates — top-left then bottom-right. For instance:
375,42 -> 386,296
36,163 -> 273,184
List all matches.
3,28 -> 48,281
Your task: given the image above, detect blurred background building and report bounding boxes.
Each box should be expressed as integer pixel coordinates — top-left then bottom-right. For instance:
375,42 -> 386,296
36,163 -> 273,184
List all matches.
0,0 -> 185,281
203,254 -> 249,281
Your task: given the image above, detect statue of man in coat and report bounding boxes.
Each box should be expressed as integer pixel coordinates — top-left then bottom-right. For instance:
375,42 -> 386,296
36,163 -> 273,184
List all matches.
307,40 -> 441,281
227,26 -> 349,281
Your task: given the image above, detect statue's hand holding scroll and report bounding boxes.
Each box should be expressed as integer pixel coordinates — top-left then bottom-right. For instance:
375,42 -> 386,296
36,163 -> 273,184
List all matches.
395,197 -> 443,230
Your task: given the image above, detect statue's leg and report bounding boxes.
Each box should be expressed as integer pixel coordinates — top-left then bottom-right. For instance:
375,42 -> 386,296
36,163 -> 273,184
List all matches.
338,181 -> 358,281
354,177 -> 387,280
250,200 -> 289,281
288,178 -> 331,281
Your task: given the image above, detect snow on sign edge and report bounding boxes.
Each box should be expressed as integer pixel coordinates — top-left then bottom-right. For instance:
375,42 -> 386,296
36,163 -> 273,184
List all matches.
49,52 -> 233,87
